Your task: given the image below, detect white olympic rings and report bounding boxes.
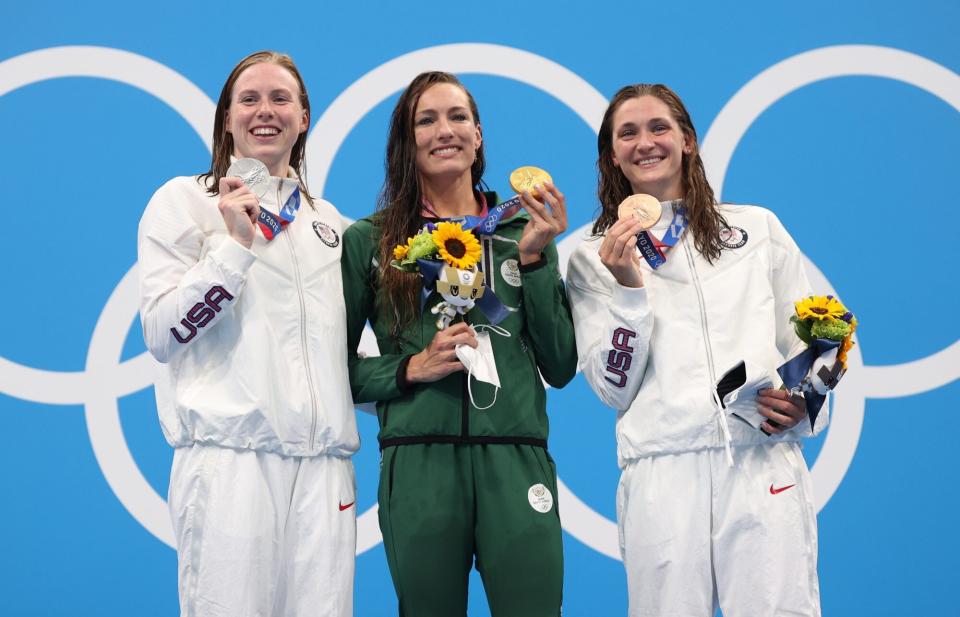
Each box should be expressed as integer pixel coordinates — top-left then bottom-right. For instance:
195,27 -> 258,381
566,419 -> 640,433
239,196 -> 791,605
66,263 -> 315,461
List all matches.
0,43 -> 957,561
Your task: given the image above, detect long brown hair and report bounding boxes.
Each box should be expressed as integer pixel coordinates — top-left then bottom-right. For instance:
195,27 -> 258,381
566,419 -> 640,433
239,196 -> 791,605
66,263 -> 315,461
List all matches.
375,71 -> 486,334
199,50 -> 313,204
595,84 -> 724,262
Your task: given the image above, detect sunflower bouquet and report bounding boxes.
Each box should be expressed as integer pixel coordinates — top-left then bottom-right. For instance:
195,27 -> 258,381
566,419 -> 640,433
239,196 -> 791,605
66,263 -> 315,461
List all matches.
791,295 -> 858,371
391,222 -> 488,329
391,221 -> 481,271
777,295 -> 858,428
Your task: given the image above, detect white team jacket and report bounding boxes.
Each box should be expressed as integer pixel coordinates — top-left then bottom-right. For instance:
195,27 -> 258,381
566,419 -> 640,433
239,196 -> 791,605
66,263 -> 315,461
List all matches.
138,174 -> 359,458
566,201 -> 828,467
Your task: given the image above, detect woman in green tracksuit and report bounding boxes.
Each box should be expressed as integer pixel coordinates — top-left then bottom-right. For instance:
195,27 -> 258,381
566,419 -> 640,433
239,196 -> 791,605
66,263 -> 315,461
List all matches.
342,71 -> 577,617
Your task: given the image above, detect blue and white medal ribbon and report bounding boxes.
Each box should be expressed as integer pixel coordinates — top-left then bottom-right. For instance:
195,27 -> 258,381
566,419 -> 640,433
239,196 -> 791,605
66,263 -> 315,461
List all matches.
457,195 -> 523,236
257,187 -> 301,241
636,206 -> 688,270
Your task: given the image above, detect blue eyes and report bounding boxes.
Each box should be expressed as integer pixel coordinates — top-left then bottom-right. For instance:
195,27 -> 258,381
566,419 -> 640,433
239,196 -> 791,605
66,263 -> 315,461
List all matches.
619,125 -> 670,138
416,113 -> 470,126
238,96 -> 292,105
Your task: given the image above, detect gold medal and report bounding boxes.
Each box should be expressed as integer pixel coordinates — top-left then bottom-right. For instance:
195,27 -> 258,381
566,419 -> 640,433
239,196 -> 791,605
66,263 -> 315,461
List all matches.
617,194 -> 662,230
510,166 -> 553,199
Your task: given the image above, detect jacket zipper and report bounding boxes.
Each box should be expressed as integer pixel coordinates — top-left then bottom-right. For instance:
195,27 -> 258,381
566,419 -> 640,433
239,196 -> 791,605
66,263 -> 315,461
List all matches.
283,200 -> 320,451
460,239 -> 494,439
681,235 -> 718,401
482,236 -> 495,293
461,310 -> 471,439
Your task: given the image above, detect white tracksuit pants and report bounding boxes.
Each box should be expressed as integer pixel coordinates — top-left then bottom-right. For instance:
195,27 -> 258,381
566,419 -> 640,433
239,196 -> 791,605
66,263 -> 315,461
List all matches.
169,444 -> 357,617
618,442 -> 821,617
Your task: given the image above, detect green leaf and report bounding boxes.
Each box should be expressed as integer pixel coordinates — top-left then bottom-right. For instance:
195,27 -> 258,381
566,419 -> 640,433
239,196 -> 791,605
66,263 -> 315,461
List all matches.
791,315 -> 813,345
389,260 -> 419,273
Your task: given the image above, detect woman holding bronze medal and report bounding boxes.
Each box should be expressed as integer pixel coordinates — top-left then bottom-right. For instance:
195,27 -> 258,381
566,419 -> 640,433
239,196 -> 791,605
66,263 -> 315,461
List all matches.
138,51 -> 358,617
566,84 -> 824,616
341,71 -> 577,616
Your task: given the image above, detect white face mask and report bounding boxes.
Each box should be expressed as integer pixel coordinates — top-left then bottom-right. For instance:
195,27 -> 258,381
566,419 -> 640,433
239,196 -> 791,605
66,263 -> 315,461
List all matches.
455,327 -> 507,410
714,359 -> 782,431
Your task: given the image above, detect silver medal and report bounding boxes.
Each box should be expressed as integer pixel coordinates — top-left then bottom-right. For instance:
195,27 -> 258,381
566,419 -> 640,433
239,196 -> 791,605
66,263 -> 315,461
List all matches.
226,158 -> 270,197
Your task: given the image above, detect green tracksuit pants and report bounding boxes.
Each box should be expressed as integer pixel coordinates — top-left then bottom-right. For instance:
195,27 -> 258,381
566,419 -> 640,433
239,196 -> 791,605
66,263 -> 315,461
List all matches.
378,443 -> 563,617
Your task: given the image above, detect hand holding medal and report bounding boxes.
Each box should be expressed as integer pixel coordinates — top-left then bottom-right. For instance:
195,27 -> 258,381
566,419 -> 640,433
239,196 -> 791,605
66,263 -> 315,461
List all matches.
600,193 -> 690,284
510,166 -> 568,264
598,194 -> 663,288
218,157 -> 269,249
223,157 -> 302,244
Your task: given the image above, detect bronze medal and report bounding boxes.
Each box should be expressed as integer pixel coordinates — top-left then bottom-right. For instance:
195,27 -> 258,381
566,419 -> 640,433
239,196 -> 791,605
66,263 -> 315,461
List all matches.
617,194 -> 662,230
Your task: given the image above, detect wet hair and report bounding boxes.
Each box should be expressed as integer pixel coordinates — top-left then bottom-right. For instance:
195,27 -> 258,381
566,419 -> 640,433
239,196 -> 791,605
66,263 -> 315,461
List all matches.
375,71 -> 486,334
199,50 -> 313,204
595,83 -> 724,262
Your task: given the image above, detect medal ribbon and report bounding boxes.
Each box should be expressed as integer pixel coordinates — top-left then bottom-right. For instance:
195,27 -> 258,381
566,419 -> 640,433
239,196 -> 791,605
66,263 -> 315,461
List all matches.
636,206 -> 688,269
459,195 -> 523,236
422,192 -> 522,236
257,187 -> 301,241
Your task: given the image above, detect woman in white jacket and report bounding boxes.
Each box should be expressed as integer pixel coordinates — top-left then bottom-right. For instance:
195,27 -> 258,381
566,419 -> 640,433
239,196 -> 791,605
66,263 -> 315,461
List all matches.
138,51 -> 358,617
566,84 -> 824,617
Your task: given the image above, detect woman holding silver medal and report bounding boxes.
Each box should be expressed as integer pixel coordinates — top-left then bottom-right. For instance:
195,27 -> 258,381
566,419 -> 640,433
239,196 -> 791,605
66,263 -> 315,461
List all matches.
138,51 -> 358,617
341,71 -> 577,616
566,84 -> 824,616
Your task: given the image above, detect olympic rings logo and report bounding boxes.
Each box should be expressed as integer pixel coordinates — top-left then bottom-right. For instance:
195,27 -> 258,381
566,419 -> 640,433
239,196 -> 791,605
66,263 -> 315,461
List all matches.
1,43 -> 958,561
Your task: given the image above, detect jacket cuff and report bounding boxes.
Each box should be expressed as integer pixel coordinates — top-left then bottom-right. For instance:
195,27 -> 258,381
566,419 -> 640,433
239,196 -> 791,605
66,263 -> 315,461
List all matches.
612,283 -> 648,307
518,253 -> 547,273
212,236 -> 257,275
396,354 -> 415,394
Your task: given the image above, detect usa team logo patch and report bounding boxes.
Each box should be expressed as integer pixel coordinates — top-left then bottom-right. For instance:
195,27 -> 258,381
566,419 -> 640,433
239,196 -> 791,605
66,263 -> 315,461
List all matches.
719,226 -> 748,249
313,221 -> 340,247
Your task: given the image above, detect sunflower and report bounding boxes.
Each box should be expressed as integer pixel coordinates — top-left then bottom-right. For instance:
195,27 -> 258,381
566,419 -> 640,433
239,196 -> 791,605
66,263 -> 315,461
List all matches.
393,242 -> 410,261
795,295 -> 847,321
432,222 -> 481,269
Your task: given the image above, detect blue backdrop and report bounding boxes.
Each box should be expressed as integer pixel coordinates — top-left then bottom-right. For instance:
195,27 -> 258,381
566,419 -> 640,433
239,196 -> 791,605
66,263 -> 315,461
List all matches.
2,1 -> 958,615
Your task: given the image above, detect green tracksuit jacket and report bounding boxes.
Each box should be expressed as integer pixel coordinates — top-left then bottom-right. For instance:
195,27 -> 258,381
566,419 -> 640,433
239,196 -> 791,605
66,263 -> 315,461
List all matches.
341,195 -> 578,448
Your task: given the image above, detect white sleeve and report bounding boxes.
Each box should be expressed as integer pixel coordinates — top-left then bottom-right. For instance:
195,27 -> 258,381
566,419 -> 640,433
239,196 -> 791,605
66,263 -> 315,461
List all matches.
768,210 -> 813,364
565,242 -> 653,411
137,181 -> 256,363
766,209 -> 829,436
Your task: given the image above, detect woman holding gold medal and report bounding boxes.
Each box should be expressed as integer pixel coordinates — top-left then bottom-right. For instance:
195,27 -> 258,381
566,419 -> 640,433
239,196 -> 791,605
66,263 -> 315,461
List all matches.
566,84 -> 824,616
342,71 -> 577,616
138,51 -> 358,616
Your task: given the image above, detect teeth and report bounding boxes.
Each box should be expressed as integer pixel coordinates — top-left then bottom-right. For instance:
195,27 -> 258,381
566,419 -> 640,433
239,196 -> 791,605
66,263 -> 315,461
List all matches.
253,127 -> 279,136
638,157 -> 663,165
432,147 -> 460,155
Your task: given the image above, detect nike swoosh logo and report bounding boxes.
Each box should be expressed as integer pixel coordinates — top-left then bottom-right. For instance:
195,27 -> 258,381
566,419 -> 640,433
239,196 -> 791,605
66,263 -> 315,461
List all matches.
338,501 -> 355,511
769,484 -> 796,495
